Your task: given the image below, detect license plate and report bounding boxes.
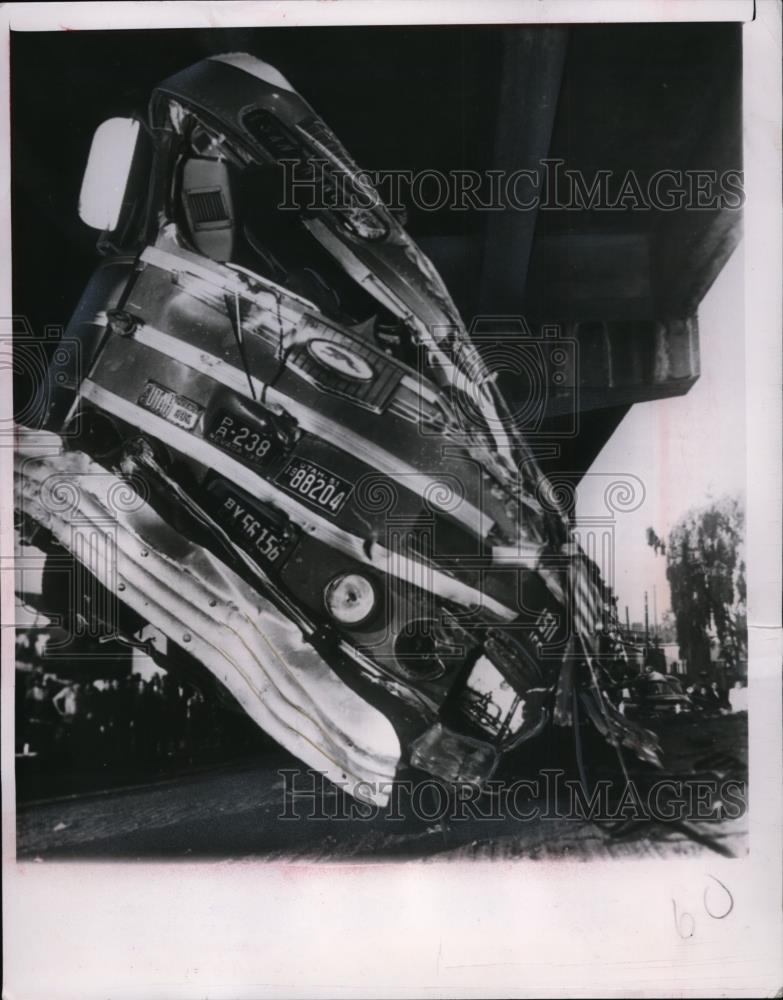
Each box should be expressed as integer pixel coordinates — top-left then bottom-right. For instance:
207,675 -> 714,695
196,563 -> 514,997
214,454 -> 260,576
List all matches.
138,380 -> 203,430
205,408 -> 283,469
275,458 -> 353,517
206,480 -> 296,569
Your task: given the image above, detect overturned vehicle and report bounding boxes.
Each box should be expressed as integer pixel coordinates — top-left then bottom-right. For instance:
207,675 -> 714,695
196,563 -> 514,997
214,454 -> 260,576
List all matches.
15,54 -> 661,806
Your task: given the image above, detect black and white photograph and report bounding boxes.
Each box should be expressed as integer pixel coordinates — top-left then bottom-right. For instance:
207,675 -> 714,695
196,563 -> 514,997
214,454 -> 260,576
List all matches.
2,2 -> 781,997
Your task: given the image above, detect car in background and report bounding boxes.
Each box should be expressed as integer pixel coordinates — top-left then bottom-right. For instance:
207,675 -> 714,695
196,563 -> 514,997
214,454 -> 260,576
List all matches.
622,671 -> 692,718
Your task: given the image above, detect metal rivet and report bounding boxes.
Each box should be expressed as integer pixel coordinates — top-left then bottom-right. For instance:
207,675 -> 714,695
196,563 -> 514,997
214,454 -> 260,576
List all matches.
140,549 -> 148,557
183,633 -> 191,643
118,582 -> 125,592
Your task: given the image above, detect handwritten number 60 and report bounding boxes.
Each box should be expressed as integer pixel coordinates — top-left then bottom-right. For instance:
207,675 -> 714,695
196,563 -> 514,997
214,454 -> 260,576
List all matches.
672,875 -> 734,938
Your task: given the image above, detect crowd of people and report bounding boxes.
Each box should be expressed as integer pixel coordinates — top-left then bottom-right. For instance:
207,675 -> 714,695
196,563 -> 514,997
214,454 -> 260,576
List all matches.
15,639 -> 264,776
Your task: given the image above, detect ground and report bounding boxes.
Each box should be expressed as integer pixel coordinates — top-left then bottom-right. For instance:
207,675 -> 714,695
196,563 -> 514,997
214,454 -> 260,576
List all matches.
15,712 -> 747,862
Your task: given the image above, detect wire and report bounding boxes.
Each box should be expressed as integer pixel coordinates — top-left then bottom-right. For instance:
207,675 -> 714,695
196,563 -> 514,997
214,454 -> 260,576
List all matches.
226,291 -> 257,402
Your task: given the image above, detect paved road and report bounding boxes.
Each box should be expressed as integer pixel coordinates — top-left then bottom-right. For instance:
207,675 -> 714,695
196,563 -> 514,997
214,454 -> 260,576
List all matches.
16,714 -> 748,862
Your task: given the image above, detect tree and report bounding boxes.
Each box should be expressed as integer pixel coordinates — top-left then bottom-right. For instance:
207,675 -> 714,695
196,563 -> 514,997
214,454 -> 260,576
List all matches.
655,497 -> 746,674
646,527 -> 666,556
657,610 -> 678,644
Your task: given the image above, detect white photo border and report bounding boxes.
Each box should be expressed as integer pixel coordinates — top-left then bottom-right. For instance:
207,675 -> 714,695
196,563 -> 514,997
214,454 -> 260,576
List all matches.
1,3 -> 779,998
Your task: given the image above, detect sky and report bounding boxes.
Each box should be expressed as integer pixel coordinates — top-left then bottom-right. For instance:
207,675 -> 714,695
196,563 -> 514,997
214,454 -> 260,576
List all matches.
576,242 -> 746,624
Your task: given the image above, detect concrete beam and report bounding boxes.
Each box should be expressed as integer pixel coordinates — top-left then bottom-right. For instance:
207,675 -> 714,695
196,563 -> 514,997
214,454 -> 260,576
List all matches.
476,27 -> 568,316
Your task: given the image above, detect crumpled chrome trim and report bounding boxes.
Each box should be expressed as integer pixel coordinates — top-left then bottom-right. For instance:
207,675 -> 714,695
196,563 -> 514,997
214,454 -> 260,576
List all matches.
14,427 -> 401,805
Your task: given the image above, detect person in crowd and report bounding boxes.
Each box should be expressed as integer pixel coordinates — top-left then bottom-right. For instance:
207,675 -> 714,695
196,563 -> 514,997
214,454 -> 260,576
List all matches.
162,672 -> 185,759
52,680 -> 83,763
126,672 -> 145,760
110,677 -> 128,762
143,674 -> 166,763
22,667 -> 50,757
728,679 -> 748,713
79,679 -> 103,765
707,680 -> 723,711
184,685 -> 210,763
